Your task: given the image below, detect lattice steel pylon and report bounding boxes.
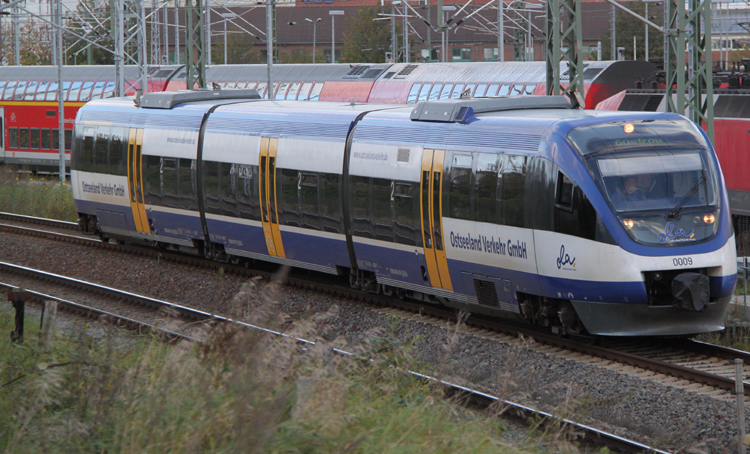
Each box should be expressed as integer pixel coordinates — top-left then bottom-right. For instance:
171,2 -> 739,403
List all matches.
151,0 -> 161,65
185,0 -> 206,89
113,0 -> 149,97
545,0 -> 584,108
664,0 -> 713,142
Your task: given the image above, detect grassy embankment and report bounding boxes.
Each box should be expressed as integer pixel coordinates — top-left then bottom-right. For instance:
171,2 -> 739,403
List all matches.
0,172 -> 77,221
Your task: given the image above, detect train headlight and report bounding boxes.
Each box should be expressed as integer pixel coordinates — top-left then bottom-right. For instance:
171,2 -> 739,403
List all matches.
703,213 -> 716,224
623,123 -> 635,134
622,219 -> 634,229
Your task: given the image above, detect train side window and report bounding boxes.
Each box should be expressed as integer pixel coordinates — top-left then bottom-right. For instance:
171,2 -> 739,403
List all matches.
394,181 -> 418,246
144,156 -> 162,206
91,81 -> 106,99
556,171 -> 574,209
475,154 -> 499,223
510,84 -> 523,96
79,81 -> 94,102
371,177 -> 393,241
300,172 -> 321,230
464,84 -> 476,97
320,173 -> 341,233
94,127 -> 110,173
220,162 -> 237,217
35,82 -> 50,101
3,82 -> 17,101
297,82 -> 312,101
255,82 -> 268,98
52,129 -> 59,151
109,128 -> 127,176
447,153 -> 473,220
498,84 -> 512,96
418,83 -> 432,102
0,81 -> 6,99
60,82 -> 71,101
236,164 -> 259,220
485,84 -> 500,97
350,175 -> 371,238
65,129 -> 73,152
103,82 -> 116,99
524,84 -> 536,95
501,155 -> 526,227
286,82 -> 301,100
407,83 -> 422,104
14,81 -> 27,100
24,81 -> 38,101
439,84 -> 454,100
280,168 -> 300,226
0,118 -> 3,148
80,127 -> 95,172
275,82 -> 289,100
451,84 -> 465,99
428,84 -> 442,101
29,128 -> 40,150
161,158 -> 179,207
203,161 -> 220,215
68,81 -> 82,102
309,83 -> 324,101
9,128 -> 18,149
474,84 -> 488,97
179,159 -> 197,211
45,82 -> 59,101
19,129 -> 29,149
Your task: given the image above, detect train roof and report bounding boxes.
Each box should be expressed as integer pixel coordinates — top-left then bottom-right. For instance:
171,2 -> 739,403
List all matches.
0,65 -> 182,81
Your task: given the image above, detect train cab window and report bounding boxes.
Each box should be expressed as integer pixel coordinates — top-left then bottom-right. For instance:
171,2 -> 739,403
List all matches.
556,172 -> 574,209
9,128 -> 19,149
439,84 -> 454,100
179,159 -> 196,210
79,82 -> 94,102
407,83 -> 422,104
3,82 -> 17,101
91,81 -> 106,99
372,177 -> 393,241
475,154 -> 500,223
103,82 -> 116,98
286,82 -> 301,100
320,173 -> 341,233
68,82 -> 82,101
474,84 -> 488,97
110,128 -> 127,176
524,84 -> 536,95
510,84 -> 523,96
19,129 -> 29,149
24,81 -> 38,101
451,84 -> 465,99
428,84 -> 442,101
275,82 -> 289,100
554,171 -> 597,240
35,82 -> 50,101
447,153 -> 473,220
297,82 -> 312,101
300,173 -> 321,230
14,81 -> 27,100
500,155 -> 526,227
418,83 -> 432,102
256,82 -> 268,98
29,128 -> 40,150
80,127 -> 95,172
309,83 -> 324,101
94,127 -> 110,173
498,84 -> 512,96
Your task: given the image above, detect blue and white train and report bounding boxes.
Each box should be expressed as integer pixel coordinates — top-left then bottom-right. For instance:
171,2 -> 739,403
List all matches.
71,90 -> 737,336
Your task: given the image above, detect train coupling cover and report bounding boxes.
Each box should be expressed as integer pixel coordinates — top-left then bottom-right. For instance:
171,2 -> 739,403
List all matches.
672,273 -> 710,312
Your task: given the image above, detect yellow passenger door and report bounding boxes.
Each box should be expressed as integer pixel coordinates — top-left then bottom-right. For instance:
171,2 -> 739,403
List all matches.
419,149 -> 453,291
127,128 -> 149,233
258,137 -> 285,257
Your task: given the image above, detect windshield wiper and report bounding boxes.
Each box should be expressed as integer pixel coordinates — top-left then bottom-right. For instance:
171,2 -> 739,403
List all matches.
668,175 -> 706,219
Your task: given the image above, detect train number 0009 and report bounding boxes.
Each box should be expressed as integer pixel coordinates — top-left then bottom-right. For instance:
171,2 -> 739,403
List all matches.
673,257 -> 693,267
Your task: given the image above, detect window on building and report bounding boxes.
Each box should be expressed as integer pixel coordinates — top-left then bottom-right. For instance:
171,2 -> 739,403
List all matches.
483,47 -> 498,61
452,47 -> 472,62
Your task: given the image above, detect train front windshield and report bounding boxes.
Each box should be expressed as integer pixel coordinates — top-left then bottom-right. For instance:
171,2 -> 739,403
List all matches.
567,120 -> 720,246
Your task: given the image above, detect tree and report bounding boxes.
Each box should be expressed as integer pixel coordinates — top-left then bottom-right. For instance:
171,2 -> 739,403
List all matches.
341,7 -> 397,64
65,0 -> 116,65
598,1 -> 664,62
210,32 -> 264,64
19,19 -> 52,65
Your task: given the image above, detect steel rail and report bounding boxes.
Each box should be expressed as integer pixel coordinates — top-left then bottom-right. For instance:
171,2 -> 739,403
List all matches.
0,263 -> 669,454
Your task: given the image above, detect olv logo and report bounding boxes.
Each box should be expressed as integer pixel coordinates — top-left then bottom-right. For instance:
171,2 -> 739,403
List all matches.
557,245 -> 576,270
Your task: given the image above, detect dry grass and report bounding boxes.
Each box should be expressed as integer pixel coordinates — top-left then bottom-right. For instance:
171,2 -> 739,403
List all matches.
0,170 -> 77,221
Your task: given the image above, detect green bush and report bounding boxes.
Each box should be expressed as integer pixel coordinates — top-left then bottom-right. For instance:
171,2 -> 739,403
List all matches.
0,172 -> 77,221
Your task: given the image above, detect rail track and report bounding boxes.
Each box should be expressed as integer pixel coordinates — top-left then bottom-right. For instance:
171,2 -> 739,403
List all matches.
1,211 -> 748,398
0,258 -> 669,454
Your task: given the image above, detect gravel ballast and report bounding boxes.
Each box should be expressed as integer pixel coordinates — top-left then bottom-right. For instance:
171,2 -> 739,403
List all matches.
0,231 -> 745,453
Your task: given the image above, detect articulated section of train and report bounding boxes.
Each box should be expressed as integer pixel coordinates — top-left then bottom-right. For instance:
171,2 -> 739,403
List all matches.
71,91 -> 736,337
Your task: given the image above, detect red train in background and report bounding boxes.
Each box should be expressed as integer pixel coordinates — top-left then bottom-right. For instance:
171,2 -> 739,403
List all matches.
0,60 -> 655,173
